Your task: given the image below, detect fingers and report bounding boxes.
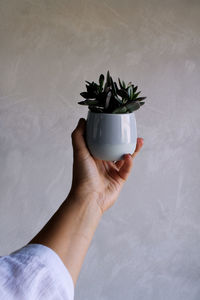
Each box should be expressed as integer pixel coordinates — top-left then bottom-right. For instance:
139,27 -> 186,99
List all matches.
115,138 -> 143,169
117,138 -> 144,181
131,138 -> 144,159
71,118 -> 90,159
118,154 -> 133,181
115,160 -> 124,170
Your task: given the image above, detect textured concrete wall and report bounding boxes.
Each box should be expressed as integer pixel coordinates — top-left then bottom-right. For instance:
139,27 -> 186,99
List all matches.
0,0 -> 200,299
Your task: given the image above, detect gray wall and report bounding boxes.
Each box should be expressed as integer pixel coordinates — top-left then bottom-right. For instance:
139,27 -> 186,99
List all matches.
0,0 -> 200,299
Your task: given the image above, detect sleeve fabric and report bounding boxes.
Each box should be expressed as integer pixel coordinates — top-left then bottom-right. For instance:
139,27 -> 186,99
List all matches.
0,243 -> 74,300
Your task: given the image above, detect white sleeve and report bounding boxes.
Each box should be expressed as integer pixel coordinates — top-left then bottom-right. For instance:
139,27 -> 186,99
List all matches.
0,243 -> 74,300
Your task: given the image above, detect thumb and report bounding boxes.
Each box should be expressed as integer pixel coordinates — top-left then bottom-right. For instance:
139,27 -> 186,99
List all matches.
118,154 -> 133,181
71,118 -> 90,158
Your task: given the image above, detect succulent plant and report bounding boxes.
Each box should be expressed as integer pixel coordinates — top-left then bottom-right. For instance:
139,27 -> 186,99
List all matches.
78,70 -> 146,114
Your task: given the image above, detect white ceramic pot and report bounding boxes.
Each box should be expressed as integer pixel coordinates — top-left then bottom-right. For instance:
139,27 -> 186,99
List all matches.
86,111 -> 137,161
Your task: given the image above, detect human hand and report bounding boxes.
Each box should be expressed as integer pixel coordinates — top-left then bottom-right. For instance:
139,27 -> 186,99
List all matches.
69,118 -> 143,215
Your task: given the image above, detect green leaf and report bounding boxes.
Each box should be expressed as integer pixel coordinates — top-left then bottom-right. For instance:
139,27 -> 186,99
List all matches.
114,95 -> 123,104
136,97 -> 146,101
78,99 -> 100,105
106,70 -> 111,86
103,82 -> 108,93
132,91 -> 141,100
117,89 -> 129,98
105,86 -> 110,94
110,77 -> 117,95
105,91 -> 112,110
80,92 -> 90,98
114,82 -> 119,92
99,74 -> 104,90
126,101 -> 140,112
133,86 -> 138,93
130,88 -> 134,100
139,101 -> 145,106
122,98 -> 128,104
96,92 -> 106,103
86,85 -> 96,94
118,78 -> 123,89
112,106 -> 127,114
127,86 -> 133,99
89,106 -> 104,113
122,80 -> 126,88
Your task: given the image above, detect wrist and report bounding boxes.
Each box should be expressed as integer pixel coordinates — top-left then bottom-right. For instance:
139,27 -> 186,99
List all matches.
64,191 -> 103,239
68,189 -> 104,216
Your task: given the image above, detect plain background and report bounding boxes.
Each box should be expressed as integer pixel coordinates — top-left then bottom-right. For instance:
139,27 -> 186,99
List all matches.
0,0 -> 200,299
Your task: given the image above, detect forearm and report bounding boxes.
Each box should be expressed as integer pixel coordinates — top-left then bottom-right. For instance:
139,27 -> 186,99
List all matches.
28,118 -> 142,286
29,192 -> 102,285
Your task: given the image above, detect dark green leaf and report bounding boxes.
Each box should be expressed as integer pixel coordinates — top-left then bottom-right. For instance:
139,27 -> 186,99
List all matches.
86,86 -> 95,94
78,99 -> 100,105
112,106 -> 127,114
110,77 -> 117,95
122,98 -> 128,104
127,86 -> 133,99
136,97 -> 146,101
132,91 -> 141,100
118,78 -> 123,89
114,82 -> 119,92
114,95 -> 123,104
104,91 -> 112,110
106,70 -> 111,86
117,89 -> 129,98
103,82 -> 108,93
133,86 -> 138,93
80,92 -> 90,98
99,74 -> 104,88
89,106 -> 104,113
122,80 -> 126,88
130,88 -> 134,100
126,101 -> 140,112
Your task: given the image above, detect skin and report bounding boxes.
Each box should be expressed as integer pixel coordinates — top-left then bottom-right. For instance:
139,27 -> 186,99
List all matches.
28,118 -> 144,286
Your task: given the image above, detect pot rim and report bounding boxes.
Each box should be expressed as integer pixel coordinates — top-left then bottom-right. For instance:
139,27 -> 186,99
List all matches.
88,110 -> 135,116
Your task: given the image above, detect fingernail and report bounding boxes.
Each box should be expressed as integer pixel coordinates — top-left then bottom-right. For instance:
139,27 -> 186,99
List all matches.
124,154 -> 131,159
139,137 -> 144,143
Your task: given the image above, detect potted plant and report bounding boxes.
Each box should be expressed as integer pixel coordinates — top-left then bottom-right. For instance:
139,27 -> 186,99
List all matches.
78,71 -> 146,161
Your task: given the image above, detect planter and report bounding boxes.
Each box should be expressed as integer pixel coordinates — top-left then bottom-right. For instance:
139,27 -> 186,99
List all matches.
86,111 -> 137,161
